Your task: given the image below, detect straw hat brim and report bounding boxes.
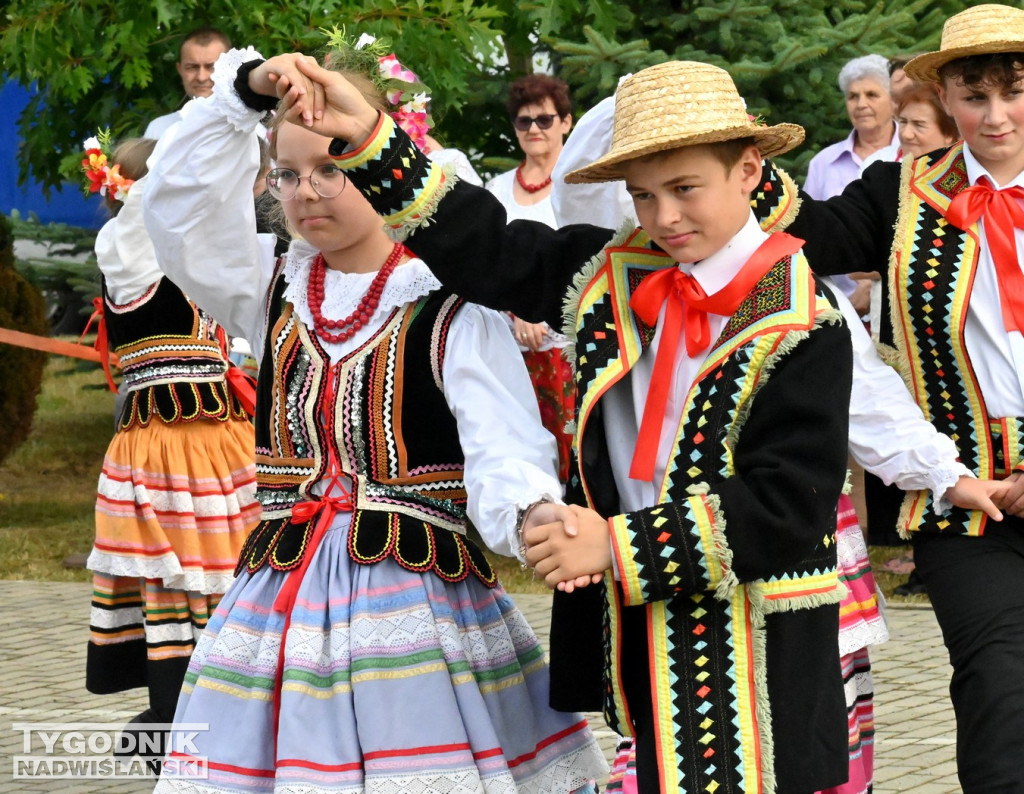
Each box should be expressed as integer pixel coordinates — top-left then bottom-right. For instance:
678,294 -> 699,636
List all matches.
905,41 -> 1024,83
564,122 -> 805,184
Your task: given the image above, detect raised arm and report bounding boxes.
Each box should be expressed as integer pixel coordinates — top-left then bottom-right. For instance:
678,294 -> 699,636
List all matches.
764,158 -> 902,278
142,48 -> 275,347
279,57 -> 615,327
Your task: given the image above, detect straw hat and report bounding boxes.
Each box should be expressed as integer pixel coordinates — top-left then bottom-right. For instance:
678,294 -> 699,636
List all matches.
565,61 -> 804,184
904,4 -> 1024,83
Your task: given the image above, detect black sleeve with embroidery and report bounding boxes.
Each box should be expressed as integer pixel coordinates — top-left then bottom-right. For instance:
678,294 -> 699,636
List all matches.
337,120 -> 617,328
783,159 -> 902,278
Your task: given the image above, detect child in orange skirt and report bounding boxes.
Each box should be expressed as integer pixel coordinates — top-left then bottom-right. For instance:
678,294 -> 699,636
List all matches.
82,137 -> 260,759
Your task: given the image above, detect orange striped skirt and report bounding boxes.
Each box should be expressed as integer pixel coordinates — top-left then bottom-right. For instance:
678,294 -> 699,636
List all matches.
89,415 -> 260,595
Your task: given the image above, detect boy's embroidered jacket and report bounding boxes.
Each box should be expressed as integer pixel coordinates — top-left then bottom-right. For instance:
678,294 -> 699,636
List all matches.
102,276 -> 248,430
334,116 -> 853,793
783,141 -> 1023,537
235,263 -> 496,588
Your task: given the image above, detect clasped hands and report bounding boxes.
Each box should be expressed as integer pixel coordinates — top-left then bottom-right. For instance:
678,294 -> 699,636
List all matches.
248,53 -> 383,147
520,502 -> 612,593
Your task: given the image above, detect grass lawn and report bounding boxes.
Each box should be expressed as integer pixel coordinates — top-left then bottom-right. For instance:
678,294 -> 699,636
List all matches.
0,357 -> 925,602
0,357 -> 550,593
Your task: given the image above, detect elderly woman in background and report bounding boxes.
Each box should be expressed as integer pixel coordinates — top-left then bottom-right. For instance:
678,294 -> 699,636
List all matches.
485,74 -> 574,481
894,81 -> 960,159
805,53 -> 899,199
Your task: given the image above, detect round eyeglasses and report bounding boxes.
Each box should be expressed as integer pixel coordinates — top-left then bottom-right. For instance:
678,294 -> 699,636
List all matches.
265,164 -> 347,201
512,113 -> 557,132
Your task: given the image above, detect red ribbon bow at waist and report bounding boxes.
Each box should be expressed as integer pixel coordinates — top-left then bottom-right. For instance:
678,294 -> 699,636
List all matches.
270,480 -> 354,751
80,297 -> 117,392
224,365 -> 257,417
626,232 -> 804,482
946,177 -> 1024,335
272,488 -> 354,616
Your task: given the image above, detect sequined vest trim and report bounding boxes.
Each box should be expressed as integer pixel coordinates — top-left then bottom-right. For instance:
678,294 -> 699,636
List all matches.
237,263 -> 495,586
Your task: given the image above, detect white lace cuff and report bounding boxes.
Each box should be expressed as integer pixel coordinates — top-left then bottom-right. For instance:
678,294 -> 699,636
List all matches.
212,46 -> 268,132
931,463 -> 974,513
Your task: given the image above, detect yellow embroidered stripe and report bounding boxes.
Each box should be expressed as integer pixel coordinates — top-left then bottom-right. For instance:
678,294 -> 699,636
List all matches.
757,571 -> 839,602
729,589 -> 764,792
690,495 -> 724,590
647,600 -> 678,793
609,512 -> 645,606
331,112 -> 392,170
608,583 -> 632,734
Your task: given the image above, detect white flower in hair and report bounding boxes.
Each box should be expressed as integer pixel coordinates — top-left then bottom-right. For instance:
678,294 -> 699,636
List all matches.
83,136 -> 101,151
355,33 -> 377,50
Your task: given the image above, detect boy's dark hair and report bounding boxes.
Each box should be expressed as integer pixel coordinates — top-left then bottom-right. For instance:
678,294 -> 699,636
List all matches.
634,137 -> 758,177
506,74 -> 572,119
706,137 -> 758,173
180,26 -> 232,58
939,52 -> 1024,91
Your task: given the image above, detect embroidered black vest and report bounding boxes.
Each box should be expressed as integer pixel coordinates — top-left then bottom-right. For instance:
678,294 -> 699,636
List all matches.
103,277 -> 246,430
891,143 -> 1024,535
236,265 -> 495,586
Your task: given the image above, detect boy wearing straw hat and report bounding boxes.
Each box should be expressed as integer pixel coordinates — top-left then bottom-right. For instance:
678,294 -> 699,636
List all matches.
749,3 -> 1024,789
261,57 -> 858,792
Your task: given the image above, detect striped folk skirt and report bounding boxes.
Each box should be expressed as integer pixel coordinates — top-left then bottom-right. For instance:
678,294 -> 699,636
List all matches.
87,415 -> 259,704
155,513 -> 609,793
818,495 -> 889,794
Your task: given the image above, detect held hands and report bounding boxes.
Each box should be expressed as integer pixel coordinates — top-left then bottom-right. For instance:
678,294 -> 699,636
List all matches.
523,504 -> 612,592
944,475 -> 1011,520
248,53 -> 380,145
992,471 -> 1024,518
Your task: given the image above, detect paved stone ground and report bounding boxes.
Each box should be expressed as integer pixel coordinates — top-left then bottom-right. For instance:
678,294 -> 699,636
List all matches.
0,581 -> 960,792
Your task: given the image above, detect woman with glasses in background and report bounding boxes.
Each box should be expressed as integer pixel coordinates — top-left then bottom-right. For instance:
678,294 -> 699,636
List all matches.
485,74 -> 576,481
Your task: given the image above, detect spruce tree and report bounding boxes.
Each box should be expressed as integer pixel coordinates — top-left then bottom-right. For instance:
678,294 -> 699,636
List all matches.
548,0 -> 977,176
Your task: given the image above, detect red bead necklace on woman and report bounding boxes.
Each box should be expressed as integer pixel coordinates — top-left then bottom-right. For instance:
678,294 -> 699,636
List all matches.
307,242 -> 407,343
515,161 -> 552,193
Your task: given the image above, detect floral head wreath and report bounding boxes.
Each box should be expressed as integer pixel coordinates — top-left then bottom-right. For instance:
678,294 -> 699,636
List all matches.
81,128 -> 133,202
321,27 -> 433,150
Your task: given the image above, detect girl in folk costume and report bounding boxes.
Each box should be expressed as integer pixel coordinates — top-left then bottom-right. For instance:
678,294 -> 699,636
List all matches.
142,38 -> 608,793
82,135 -> 260,751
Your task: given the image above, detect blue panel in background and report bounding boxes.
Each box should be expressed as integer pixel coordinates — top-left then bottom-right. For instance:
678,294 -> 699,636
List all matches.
1,79 -> 105,230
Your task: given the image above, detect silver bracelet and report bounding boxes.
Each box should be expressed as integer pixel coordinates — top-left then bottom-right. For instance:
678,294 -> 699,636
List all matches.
515,498 -> 552,567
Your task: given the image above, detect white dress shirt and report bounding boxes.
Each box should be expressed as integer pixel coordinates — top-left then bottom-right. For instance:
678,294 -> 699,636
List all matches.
603,212 -> 770,513
958,144 -> 1024,418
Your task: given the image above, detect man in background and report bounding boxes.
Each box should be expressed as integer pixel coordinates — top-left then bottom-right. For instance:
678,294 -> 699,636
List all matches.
144,27 -> 231,139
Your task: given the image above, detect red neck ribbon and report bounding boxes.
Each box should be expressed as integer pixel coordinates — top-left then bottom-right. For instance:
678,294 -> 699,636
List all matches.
626,232 -> 804,482
946,176 -> 1024,335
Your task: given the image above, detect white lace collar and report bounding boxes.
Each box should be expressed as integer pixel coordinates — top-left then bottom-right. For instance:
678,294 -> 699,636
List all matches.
281,239 -> 443,360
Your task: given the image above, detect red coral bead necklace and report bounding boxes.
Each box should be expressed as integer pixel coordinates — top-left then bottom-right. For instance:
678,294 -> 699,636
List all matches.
516,161 -> 552,193
307,242 -> 406,343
